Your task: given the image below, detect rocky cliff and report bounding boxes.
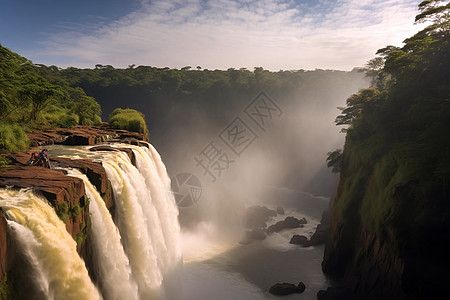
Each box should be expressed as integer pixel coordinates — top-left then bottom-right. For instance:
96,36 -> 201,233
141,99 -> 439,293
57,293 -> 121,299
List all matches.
0,126 -> 148,285
320,97 -> 450,299
321,176 -> 450,300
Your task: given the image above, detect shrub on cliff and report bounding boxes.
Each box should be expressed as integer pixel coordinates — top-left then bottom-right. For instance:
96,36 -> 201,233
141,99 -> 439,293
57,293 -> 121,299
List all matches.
0,123 -> 30,153
108,108 -> 149,137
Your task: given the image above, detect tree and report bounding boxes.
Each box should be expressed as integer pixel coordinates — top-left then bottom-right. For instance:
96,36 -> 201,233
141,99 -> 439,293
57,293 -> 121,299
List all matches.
72,96 -> 102,125
326,149 -> 343,173
364,57 -> 384,86
335,88 -> 381,132
415,0 -> 450,36
19,82 -> 63,121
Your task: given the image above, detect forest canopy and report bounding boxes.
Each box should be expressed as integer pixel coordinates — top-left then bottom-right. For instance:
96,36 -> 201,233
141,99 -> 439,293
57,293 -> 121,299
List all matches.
1,41 -> 365,153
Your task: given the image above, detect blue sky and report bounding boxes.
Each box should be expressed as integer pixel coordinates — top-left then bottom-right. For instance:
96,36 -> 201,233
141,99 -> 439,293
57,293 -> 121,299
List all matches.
0,0 -> 423,70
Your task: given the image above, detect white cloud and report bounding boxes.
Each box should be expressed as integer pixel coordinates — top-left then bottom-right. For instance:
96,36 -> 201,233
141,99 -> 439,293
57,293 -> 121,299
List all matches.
35,0 -> 424,70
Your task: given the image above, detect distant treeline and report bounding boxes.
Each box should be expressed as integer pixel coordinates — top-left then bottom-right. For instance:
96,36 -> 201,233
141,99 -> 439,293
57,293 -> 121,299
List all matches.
33,62 -> 366,138
1,42 -> 365,154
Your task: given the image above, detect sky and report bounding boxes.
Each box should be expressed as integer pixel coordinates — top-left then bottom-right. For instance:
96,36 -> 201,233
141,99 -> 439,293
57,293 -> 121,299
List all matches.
0,0 -> 424,71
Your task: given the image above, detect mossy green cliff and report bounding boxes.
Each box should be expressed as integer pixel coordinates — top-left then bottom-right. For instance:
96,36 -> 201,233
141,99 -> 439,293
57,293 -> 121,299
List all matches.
322,2 -> 450,299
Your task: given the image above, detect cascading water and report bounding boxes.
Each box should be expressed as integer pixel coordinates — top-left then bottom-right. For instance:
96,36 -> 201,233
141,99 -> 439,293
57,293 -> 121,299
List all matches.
65,169 -> 139,300
100,147 -> 182,300
0,188 -> 102,300
132,146 -> 182,273
65,144 -> 182,300
0,144 -> 182,300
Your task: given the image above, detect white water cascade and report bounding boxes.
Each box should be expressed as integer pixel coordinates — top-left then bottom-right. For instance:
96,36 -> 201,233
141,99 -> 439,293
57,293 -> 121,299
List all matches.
0,144 -> 182,300
66,169 -> 139,300
0,189 -> 102,300
100,146 -> 182,300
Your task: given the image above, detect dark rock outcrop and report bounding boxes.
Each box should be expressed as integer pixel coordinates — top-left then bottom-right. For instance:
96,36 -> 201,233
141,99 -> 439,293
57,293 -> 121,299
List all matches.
290,210 -> 331,247
322,175 -> 450,300
269,282 -> 306,296
289,234 -> 309,245
244,206 -> 277,229
308,210 -> 330,245
267,216 -> 306,233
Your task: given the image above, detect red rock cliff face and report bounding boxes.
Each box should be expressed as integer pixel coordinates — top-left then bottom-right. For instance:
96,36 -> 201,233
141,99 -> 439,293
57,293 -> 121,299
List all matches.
0,166 -> 91,281
0,166 -> 90,238
322,224 -> 406,300
0,127 -> 147,281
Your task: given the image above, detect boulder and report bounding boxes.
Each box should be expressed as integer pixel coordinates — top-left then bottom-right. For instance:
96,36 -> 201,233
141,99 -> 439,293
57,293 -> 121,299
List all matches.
290,211 -> 331,247
269,282 -> 306,296
290,235 -> 309,246
267,216 -> 305,233
245,206 -> 277,229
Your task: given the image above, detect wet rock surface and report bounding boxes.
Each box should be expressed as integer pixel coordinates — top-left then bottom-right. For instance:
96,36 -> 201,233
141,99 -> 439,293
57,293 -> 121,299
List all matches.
269,282 -> 306,296
245,206 -> 277,229
267,216 -> 307,233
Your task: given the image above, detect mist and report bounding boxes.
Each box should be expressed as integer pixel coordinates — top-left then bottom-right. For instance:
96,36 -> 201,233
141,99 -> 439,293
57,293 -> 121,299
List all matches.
140,70 -> 371,242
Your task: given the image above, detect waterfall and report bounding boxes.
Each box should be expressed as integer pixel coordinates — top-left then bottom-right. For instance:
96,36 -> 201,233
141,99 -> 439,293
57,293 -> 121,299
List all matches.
100,145 -> 182,300
132,146 -> 182,274
65,169 -> 139,300
0,144 -> 181,300
0,188 -> 102,300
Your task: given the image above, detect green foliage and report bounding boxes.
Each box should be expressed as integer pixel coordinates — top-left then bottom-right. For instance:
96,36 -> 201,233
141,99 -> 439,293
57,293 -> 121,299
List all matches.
0,274 -> 18,300
75,231 -> 88,248
326,149 -> 343,173
56,202 -> 69,223
41,102 -> 79,128
0,156 -> 11,166
71,204 -> 81,217
72,95 -> 102,125
0,123 -> 30,153
335,88 -> 384,132
108,108 -> 148,136
0,44 -> 103,131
